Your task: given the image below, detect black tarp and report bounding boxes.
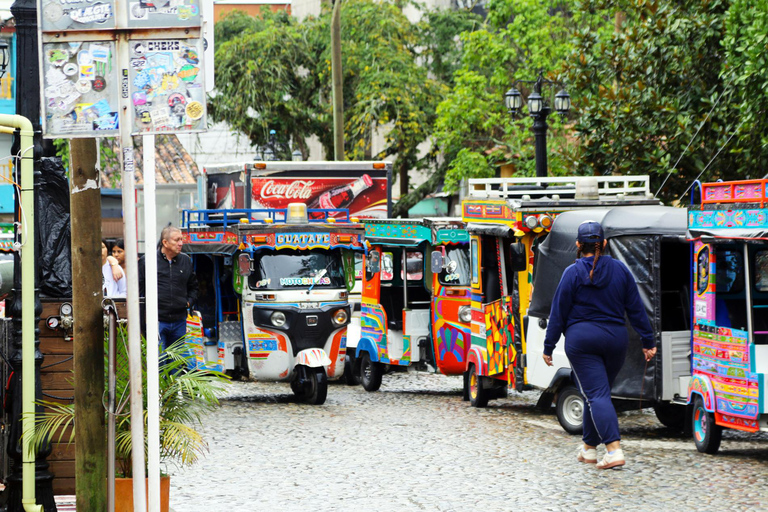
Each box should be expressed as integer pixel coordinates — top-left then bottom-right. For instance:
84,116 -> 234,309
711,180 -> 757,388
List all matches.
527,205 -> 688,401
38,157 -> 72,297
465,223 -> 514,238
183,243 -> 239,256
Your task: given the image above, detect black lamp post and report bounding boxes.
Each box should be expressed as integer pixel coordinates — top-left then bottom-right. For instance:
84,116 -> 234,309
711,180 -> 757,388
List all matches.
504,71 -> 571,178
6,0 -> 56,509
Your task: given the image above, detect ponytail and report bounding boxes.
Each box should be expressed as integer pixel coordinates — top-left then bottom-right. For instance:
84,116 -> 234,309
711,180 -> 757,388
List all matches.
576,241 -> 603,282
589,242 -> 602,282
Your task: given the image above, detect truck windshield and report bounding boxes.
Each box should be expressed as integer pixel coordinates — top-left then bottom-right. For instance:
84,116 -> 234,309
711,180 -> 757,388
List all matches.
438,246 -> 470,286
249,250 -> 346,290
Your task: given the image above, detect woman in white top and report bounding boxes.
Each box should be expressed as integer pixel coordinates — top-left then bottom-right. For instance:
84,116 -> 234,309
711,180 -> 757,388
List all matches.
102,240 -> 127,298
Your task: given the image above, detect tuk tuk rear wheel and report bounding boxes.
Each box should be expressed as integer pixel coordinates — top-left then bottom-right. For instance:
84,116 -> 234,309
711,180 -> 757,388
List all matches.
556,384 -> 584,435
343,354 -> 361,386
360,352 -> 382,392
303,367 -> 328,406
468,365 -> 489,408
654,402 -> 686,431
692,396 -> 722,454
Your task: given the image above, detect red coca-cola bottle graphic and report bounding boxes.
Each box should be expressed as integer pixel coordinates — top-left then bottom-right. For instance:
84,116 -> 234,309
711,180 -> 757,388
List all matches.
308,174 -> 373,214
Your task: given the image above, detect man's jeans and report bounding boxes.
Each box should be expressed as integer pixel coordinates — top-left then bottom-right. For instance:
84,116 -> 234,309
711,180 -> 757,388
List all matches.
159,319 -> 187,351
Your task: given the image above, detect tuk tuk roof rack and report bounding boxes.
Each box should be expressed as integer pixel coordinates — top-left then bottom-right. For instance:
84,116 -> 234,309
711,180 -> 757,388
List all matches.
182,208 -> 352,230
698,179 -> 767,207
467,175 -> 652,200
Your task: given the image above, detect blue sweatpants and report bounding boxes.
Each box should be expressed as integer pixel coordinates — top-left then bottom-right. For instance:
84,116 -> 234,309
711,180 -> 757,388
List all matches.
565,322 -> 628,447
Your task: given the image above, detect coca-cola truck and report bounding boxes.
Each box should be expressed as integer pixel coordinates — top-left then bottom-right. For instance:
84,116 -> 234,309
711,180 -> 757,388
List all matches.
187,161 -> 392,384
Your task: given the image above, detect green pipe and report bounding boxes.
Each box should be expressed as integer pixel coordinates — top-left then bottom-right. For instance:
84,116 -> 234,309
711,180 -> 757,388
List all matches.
0,114 -> 43,512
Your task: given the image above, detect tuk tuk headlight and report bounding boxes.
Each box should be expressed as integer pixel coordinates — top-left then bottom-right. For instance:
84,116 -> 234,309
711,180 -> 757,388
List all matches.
332,308 -> 349,326
459,306 -> 472,323
271,311 -> 287,327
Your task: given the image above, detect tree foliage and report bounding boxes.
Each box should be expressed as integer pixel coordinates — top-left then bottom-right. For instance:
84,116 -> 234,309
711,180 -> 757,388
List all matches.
211,2 -> 478,213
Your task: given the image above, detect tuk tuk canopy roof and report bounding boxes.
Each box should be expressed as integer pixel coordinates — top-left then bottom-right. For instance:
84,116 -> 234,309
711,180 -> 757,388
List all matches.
688,205 -> 768,241
528,205 -> 687,319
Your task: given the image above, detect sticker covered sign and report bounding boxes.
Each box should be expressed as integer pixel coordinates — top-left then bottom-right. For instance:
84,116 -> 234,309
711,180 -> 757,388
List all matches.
41,0 -> 117,31
42,41 -> 120,137
128,38 -> 206,134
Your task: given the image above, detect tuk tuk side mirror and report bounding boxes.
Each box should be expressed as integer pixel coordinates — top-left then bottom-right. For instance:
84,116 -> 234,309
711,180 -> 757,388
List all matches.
430,250 -> 444,274
510,242 -> 527,272
367,250 -> 381,274
237,253 -> 252,277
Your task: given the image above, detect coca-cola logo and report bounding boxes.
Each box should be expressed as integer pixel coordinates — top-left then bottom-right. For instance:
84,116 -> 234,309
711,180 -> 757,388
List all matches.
260,180 -> 315,200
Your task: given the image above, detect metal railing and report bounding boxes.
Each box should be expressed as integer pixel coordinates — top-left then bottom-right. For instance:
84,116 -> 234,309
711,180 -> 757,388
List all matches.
182,208 -> 352,229
467,175 -> 652,199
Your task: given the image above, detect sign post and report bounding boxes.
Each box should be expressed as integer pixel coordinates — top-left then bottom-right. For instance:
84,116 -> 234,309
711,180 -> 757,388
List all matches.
37,0 -> 208,509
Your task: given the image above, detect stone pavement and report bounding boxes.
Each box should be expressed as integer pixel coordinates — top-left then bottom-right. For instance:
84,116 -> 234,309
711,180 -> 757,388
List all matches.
168,372 -> 768,512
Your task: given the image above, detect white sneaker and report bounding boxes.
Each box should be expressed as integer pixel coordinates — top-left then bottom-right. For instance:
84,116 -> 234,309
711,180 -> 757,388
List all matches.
577,445 -> 597,464
596,449 -> 625,469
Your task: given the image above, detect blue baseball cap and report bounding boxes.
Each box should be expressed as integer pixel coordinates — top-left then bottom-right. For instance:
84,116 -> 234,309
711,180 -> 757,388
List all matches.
577,221 -> 604,243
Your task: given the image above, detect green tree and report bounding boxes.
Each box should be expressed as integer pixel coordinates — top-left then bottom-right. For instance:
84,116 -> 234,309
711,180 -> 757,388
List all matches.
568,0 -> 759,203
434,0 -> 611,193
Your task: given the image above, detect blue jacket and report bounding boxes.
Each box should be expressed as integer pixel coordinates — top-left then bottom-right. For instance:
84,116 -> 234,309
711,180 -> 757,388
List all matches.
543,255 -> 654,356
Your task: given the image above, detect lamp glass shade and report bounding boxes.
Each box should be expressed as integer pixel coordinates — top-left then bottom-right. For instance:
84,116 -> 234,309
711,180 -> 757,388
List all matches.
554,89 -> 571,114
504,87 -> 522,113
291,149 -> 303,161
527,92 -> 543,115
0,39 -> 8,76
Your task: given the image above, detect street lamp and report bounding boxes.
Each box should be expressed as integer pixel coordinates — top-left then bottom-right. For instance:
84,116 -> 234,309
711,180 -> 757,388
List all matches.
0,38 -> 9,79
505,71 -> 571,178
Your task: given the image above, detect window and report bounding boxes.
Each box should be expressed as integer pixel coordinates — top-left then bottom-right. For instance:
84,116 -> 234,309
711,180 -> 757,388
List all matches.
471,239 -> 479,285
249,250 -> 345,290
696,246 -> 710,296
439,246 -> 470,286
365,250 -> 380,281
381,252 -> 394,281
716,249 -> 744,294
755,250 -> 768,292
404,251 -> 423,281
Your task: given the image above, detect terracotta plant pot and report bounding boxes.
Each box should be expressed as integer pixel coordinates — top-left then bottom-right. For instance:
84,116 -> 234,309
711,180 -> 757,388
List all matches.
114,476 -> 170,512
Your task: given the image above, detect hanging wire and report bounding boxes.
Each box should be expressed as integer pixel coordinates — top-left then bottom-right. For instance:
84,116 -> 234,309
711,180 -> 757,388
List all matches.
676,118 -> 747,204
655,82 -> 732,198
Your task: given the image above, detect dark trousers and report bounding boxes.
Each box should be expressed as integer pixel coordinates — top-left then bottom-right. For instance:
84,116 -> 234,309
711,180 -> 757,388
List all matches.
565,322 -> 628,447
159,319 -> 187,350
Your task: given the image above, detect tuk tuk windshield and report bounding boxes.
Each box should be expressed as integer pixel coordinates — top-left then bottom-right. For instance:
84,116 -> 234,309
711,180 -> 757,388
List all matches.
248,249 -> 346,290
438,246 -> 470,286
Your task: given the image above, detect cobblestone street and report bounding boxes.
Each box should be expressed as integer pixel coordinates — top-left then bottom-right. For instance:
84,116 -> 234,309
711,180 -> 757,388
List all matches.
169,372 -> 768,512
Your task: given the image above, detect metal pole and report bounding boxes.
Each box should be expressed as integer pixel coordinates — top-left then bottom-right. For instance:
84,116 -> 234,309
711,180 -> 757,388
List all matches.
107,305 -> 117,512
532,108 -> 550,178
69,138 -> 107,512
143,133 -> 161,512
331,0 -> 344,161
116,29 -> 147,511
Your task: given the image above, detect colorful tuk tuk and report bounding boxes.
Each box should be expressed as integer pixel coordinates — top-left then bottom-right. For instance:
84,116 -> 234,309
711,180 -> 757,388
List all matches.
356,218 -> 471,391
182,204 -> 364,405
526,206 -> 691,434
687,179 -> 768,453
461,176 -> 659,407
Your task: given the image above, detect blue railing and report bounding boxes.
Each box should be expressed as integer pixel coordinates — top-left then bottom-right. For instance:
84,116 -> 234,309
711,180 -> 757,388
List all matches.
182,208 -> 352,229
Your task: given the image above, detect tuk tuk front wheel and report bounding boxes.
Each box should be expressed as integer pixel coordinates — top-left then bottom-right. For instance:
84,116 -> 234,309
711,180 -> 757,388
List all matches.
360,352 -> 382,392
343,354 -> 361,386
303,367 -> 328,406
692,396 -> 722,454
555,384 -> 584,435
653,402 -> 686,431
468,365 -> 489,408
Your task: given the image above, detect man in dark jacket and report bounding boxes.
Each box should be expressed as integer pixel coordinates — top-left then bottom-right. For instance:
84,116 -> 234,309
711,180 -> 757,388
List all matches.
141,225 -> 198,350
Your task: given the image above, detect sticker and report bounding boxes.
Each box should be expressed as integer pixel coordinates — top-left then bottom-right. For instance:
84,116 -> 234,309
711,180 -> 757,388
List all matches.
90,44 -> 110,62
444,273 -> 460,282
89,99 -> 112,116
63,62 -> 78,76
146,53 -> 172,70
130,58 -> 147,70
46,67 -> 68,86
160,73 -> 179,92
178,4 -> 193,20
150,107 -> 170,128
130,2 -> 148,20
133,70 -> 151,89
132,91 -> 147,106
180,47 -> 198,65
77,51 -> 93,66
43,3 -> 64,23
79,64 -> 95,81
185,100 -> 203,120
167,92 -> 185,108
279,277 -> 331,286
178,65 -> 198,82
121,69 -> 129,99
75,79 -> 92,94
46,49 -> 69,67
68,42 -> 82,54
69,3 -> 113,24
44,81 -> 75,99
123,147 -> 135,173
132,42 -> 147,56
138,109 -> 152,124
147,41 -> 180,52
254,279 -> 271,288
93,113 -> 119,131
92,76 -> 106,92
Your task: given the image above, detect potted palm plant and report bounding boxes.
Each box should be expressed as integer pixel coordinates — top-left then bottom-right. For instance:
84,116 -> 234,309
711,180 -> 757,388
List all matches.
32,327 -> 227,511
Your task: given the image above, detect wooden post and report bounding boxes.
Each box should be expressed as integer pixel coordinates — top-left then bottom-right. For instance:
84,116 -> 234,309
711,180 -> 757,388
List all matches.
69,138 -> 106,512
331,0 -> 344,160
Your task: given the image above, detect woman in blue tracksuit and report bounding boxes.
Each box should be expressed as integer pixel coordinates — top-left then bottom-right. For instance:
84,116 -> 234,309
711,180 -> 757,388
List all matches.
542,221 -> 656,469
